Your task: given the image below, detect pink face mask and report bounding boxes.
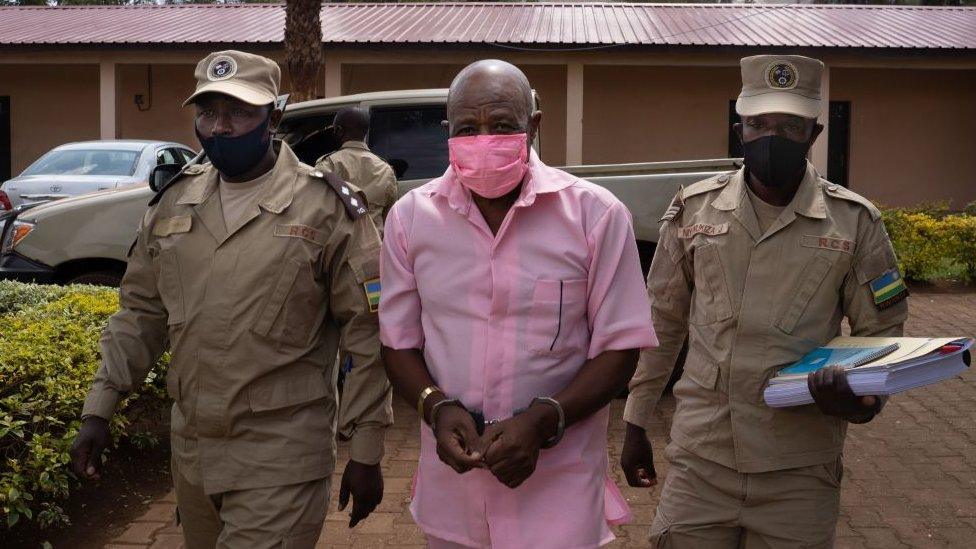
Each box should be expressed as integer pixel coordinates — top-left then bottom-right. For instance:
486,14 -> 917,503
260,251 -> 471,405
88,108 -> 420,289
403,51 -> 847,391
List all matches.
448,133 -> 529,199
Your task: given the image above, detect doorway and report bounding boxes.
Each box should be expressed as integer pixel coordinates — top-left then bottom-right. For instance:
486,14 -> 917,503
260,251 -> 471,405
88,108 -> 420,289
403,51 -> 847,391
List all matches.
0,97 -> 10,181
827,101 -> 851,187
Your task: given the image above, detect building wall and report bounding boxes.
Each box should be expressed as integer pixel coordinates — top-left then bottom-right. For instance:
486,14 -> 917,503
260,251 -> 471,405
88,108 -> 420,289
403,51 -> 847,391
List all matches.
3,55 -> 975,211
582,65 -> 741,164
0,64 -> 100,174
342,63 -> 568,165
117,64 -> 198,150
831,67 -> 976,209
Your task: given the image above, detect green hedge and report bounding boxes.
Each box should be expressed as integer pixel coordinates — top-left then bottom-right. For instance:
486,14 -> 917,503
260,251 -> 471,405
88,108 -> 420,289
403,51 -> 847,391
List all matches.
882,205 -> 976,283
0,281 -> 169,532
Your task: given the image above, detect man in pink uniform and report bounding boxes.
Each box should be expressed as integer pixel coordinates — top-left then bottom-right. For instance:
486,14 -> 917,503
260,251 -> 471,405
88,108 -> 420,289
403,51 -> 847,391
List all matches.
379,60 -> 658,548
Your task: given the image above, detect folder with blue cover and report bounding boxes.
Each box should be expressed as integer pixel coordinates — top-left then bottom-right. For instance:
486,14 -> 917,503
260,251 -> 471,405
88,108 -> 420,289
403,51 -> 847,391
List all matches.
764,337 -> 973,407
774,343 -> 900,380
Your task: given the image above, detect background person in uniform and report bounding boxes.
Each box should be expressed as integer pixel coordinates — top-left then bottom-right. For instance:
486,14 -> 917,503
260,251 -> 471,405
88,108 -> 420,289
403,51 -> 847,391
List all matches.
380,59 -> 658,548
316,107 -> 399,386
69,50 -> 392,549
620,54 -> 909,548
316,107 -> 398,236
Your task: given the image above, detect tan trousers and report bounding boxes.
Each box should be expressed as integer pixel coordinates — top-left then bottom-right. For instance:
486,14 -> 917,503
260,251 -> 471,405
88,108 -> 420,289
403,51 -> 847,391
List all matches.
651,444 -> 842,549
173,463 -> 330,549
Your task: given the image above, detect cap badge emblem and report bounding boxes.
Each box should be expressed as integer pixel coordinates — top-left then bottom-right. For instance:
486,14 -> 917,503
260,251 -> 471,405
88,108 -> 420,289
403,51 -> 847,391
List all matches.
766,62 -> 798,90
207,56 -> 238,82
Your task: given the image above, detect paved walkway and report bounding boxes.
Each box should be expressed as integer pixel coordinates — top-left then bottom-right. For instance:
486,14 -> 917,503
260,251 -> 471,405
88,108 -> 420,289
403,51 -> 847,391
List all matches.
107,292 -> 976,548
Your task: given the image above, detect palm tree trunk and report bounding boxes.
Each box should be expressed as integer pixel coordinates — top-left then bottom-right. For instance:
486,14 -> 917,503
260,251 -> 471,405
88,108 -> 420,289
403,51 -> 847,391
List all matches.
285,0 -> 323,103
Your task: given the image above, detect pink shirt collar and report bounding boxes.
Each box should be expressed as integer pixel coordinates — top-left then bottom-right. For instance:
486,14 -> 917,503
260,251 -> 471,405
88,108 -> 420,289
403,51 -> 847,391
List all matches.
424,149 -> 576,214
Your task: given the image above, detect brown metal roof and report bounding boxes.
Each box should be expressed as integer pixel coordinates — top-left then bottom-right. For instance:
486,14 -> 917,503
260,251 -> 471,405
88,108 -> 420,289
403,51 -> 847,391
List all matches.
0,3 -> 974,50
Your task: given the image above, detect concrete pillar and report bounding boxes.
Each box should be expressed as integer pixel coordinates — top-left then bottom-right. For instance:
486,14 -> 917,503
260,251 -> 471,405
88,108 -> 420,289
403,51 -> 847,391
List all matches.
810,63 -> 830,175
565,63 -> 584,166
99,61 -> 117,140
324,54 -> 341,98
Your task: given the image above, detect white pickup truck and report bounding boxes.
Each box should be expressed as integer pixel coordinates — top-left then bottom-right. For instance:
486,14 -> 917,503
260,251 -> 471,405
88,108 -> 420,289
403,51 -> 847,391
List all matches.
0,89 -> 738,286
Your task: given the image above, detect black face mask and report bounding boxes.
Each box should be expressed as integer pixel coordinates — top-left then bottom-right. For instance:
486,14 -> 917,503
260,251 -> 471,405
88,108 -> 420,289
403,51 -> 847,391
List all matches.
196,114 -> 272,178
741,135 -> 811,188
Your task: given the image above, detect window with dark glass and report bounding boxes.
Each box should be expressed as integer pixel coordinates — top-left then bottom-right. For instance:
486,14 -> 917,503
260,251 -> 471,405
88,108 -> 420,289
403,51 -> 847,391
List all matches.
368,105 -> 449,181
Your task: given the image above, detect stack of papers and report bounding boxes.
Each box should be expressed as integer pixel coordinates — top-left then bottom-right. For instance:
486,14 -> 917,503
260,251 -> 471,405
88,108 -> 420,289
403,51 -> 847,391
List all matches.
764,337 -> 973,408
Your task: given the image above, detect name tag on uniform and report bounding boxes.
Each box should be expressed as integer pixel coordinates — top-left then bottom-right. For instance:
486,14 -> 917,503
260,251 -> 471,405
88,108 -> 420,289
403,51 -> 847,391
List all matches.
152,215 -> 192,237
678,222 -> 729,239
274,224 -> 325,246
801,235 -> 855,254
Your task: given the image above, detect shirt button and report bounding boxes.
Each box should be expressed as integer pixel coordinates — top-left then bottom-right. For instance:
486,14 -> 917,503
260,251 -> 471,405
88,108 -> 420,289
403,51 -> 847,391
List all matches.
719,175 -> 729,183
827,185 -> 838,191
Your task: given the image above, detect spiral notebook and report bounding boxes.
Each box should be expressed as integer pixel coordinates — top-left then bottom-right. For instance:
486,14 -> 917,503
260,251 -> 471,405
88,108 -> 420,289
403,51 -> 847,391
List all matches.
771,343 -> 900,382
764,337 -> 973,407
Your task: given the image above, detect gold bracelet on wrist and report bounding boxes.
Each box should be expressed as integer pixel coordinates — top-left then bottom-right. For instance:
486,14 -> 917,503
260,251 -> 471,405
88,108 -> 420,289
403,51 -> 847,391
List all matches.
417,385 -> 443,421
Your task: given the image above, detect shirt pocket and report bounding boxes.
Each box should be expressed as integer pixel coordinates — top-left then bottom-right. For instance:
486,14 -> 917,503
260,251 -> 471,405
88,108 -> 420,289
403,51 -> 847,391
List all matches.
154,247 -> 185,325
248,366 -> 332,414
527,279 -> 588,357
252,258 -> 326,348
775,253 -> 834,335
689,243 -> 733,326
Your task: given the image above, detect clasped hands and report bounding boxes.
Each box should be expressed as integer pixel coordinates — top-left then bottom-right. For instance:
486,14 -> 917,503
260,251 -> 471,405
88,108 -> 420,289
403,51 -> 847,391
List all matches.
433,403 -> 558,489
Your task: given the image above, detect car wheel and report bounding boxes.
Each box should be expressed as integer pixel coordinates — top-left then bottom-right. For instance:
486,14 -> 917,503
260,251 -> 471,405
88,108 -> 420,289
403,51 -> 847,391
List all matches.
68,270 -> 123,287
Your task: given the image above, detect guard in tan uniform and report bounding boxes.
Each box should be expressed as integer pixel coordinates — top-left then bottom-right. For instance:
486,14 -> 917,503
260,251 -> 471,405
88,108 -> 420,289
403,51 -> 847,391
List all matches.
69,51 -> 393,549
316,107 -> 397,236
621,55 -> 908,548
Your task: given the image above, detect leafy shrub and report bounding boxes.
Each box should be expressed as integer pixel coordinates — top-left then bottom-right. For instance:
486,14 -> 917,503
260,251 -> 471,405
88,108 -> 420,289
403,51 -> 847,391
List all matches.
940,214 -> 976,282
963,201 -> 976,218
0,281 -> 168,532
882,210 -> 976,283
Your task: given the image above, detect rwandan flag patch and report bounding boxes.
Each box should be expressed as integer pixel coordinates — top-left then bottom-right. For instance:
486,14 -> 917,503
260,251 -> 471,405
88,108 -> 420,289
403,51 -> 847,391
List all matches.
869,268 -> 908,310
364,278 -> 381,312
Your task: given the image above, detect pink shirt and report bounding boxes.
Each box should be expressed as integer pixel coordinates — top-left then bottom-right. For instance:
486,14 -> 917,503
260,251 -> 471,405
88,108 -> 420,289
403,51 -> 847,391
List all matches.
380,151 -> 658,548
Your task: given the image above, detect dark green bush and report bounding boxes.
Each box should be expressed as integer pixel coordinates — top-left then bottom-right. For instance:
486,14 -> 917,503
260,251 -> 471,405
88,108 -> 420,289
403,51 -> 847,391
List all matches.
882,210 -> 976,283
0,281 -> 168,532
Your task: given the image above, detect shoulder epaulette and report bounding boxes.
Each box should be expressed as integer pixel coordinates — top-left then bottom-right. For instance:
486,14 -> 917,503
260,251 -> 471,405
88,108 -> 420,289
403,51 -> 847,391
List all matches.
659,171 -> 734,222
310,169 -> 368,219
314,151 -> 336,166
683,170 -> 734,201
660,188 -> 684,222
148,161 -> 207,207
822,180 -> 882,221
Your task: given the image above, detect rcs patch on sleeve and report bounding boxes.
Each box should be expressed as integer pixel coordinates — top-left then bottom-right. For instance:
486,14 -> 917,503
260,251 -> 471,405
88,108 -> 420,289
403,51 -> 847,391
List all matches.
870,268 -> 909,310
351,250 -> 381,312
363,278 -> 381,312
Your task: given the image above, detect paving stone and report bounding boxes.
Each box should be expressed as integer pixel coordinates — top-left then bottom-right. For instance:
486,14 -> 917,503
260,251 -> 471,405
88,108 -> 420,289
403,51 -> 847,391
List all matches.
135,503 -> 177,524
111,521 -> 166,545
148,533 -> 186,549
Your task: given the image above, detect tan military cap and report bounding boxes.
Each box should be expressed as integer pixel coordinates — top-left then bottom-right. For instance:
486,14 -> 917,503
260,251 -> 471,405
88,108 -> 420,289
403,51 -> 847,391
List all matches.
183,50 -> 281,107
735,55 -> 824,119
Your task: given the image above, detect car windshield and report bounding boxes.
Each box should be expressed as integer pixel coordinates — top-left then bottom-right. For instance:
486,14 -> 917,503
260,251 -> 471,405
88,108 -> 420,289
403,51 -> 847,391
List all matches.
21,149 -> 140,177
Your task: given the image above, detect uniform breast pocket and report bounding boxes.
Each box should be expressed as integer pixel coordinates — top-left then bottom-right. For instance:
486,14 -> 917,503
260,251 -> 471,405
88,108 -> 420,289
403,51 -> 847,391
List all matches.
689,243 -> 733,326
252,258 -> 327,347
527,279 -> 588,357
154,247 -> 185,325
776,253 -> 835,334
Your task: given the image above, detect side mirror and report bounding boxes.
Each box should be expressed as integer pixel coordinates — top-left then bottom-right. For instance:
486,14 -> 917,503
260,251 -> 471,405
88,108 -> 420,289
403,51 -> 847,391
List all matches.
149,163 -> 182,192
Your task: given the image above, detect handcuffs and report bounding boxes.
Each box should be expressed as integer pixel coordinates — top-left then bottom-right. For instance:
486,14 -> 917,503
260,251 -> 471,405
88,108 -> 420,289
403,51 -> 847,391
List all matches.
420,385 -> 566,449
